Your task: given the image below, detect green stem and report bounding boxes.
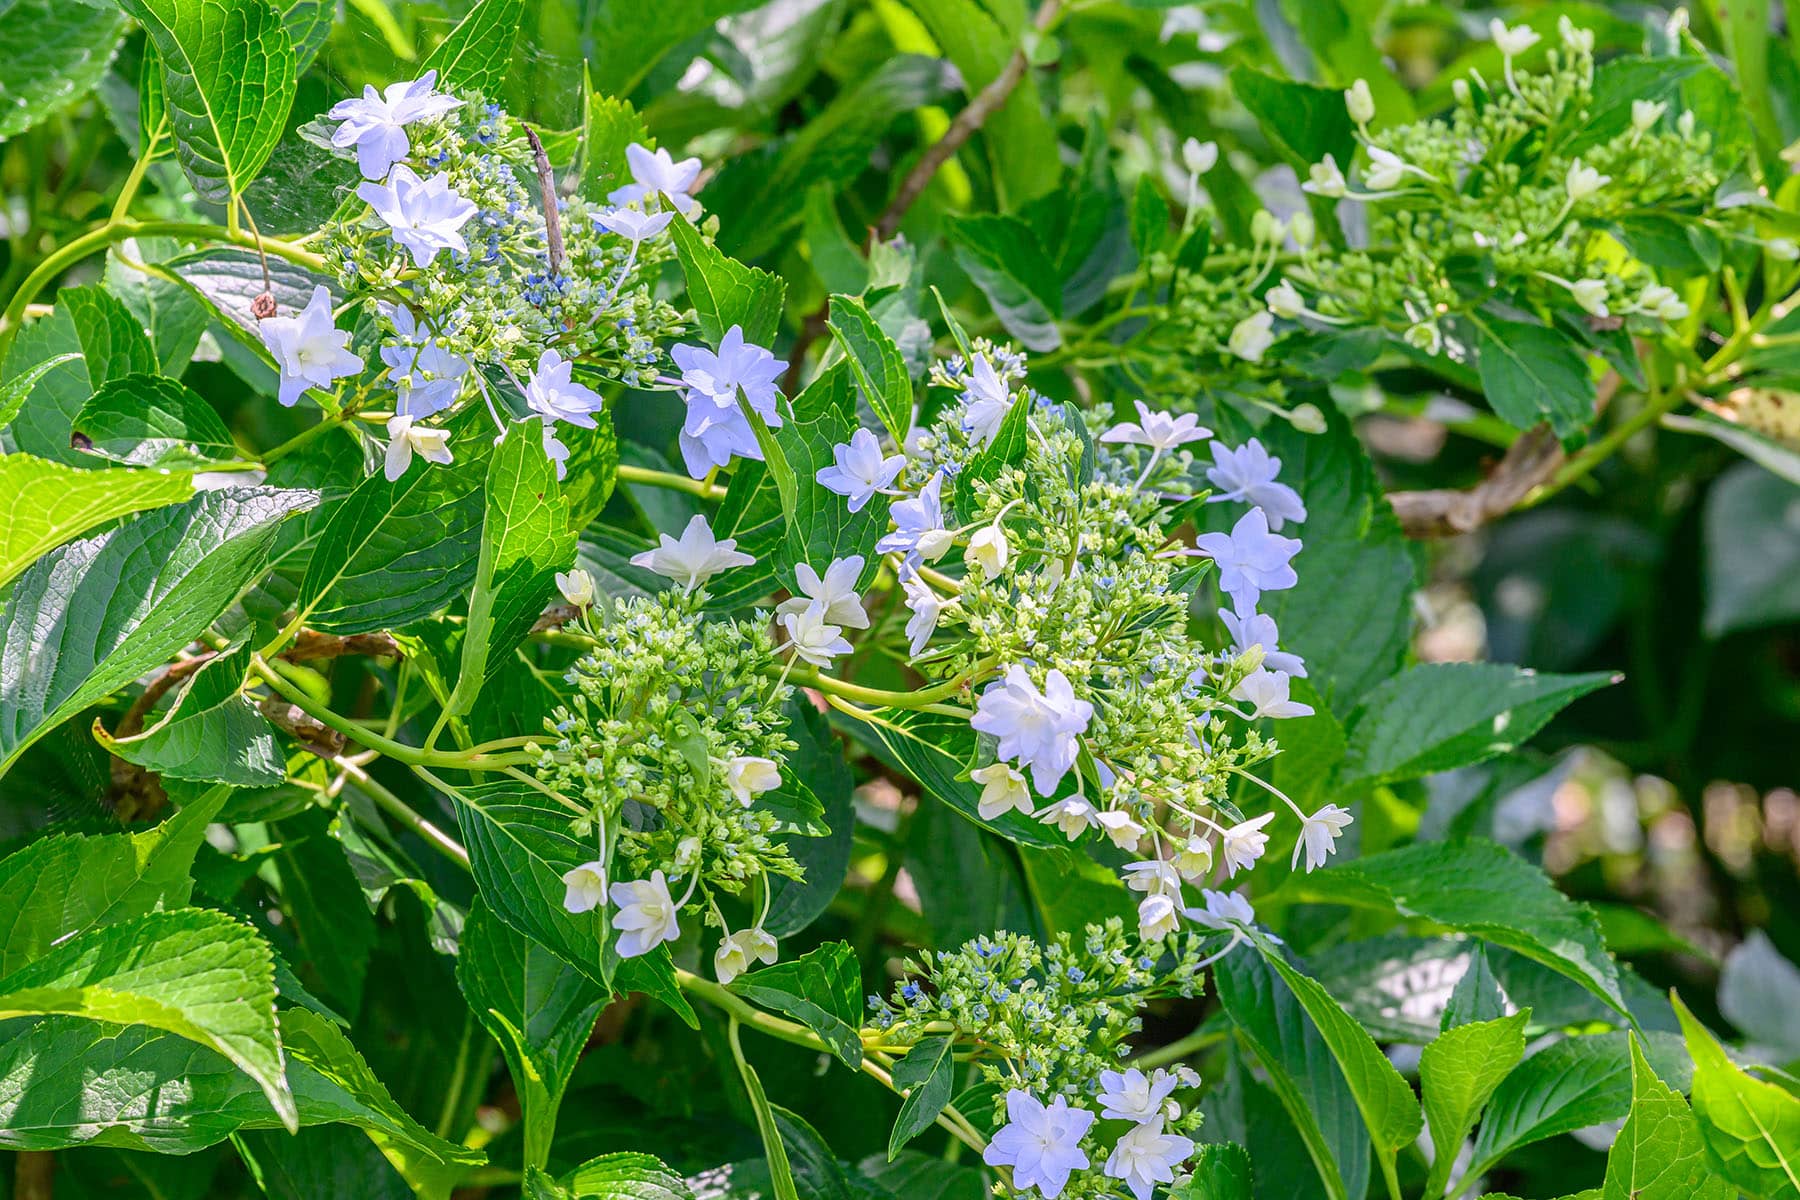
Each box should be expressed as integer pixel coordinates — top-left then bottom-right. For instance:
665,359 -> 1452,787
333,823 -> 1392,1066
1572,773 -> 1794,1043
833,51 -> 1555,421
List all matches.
1525,386 -> 1685,505
0,218 -> 326,360
777,663 -> 984,709
1131,1026 -> 1224,1069
332,755 -> 471,869
617,462 -> 727,499
251,655 -> 530,771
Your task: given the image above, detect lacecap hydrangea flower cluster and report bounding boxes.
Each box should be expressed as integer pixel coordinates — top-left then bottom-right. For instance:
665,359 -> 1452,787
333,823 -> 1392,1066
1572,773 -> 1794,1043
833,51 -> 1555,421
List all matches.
531,330 -> 1346,986
256,71 -> 696,480
1146,17 -> 1769,406
867,911 -> 1273,1199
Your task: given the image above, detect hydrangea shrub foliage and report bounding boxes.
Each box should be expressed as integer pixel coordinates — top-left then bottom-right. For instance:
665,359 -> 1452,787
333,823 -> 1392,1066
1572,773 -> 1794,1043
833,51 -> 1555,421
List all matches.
0,2 -> 1796,1199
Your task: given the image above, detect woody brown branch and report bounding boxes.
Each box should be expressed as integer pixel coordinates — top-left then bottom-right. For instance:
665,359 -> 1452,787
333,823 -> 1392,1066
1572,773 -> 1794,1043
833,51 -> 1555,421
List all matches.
1385,369 -> 1622,539
785,0 -> 1061,392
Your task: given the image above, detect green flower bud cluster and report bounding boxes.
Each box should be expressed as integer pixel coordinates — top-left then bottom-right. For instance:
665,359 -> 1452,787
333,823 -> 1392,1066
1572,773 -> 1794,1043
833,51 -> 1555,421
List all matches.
1148,22 -> 1742,402
532,591 -> 799,899
317,90 -> 684,388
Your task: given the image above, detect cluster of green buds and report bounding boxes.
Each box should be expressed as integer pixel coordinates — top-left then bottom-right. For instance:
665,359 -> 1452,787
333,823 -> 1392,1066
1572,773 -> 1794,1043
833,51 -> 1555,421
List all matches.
851,339 -> 1350,948
868,918 -> 1258,1199
1138,18 -> 1767,410
532,585 -> 805,980
260,71 -> 686,484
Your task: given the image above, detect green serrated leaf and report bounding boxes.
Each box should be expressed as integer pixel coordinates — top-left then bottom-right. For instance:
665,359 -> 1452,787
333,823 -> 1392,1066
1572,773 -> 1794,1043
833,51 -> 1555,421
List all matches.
730,942 -> 863,1068
0,907 -> 296,1131
1675,994 -> 1800,1198
1471,315 -> 1596,438
1288,838 -> 1628,1019
826,294 -> 912,445
121,0 -> 297,204
1341,663 -> 1616,786
73,373 -> 241,469
420,0 -> 525,93
0,486 -> 316,774
0,784 -> 228,978
1602,1033 -> 1736,1200
94,644 -> 283,786
1420,1010 -> 1529,1199
887,1035 -> 954,1158
0,0 -> 128,139
458,899 -> 606,1170
0,452 -> 195,589
448,420 -> 577,717
669,212 -> 786,347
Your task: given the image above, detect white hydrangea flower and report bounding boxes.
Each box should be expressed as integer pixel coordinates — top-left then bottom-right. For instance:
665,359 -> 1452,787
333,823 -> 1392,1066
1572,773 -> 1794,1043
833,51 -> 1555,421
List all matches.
714,926 -> 778,984
1227,311 -> 1276,362
1100,400 -> 1212,451
610,870 -> 680,958
1137,891 -> 1181,940
780,599 -> 852,666
609,142 -> 702,215
328,70 -> 462,180
1564,158 -> 1610,203
965,522 -> 1010,581
593,206 -> 674,243
1096,1067 -> 1180,1124
1295,803 -> 1354,871
898,563 -> 950,657
1232,668 -> 1315,720
959,354 -> 1015,446
559,860 -> 607,914
1220,811 -> 1275,875
971,666 -> 1094,796
1095,809 -> 1146,852
1300,155 -> 1348,199
1038,794 -> 1099,839
384,414 -> 454,481
1190,507 -> 1304,613
258,285 -> 364,408
1219,608 -> 1307,677
1205,440 -> 1307,530
356,164 -> 478,268
1104,1116 -> 1195,1200
1345,78 -> 1375,125
983,1090 -> 1095,1200
877,474 -> 956,561
630,514 -> 755,593
971,763 -> 1033,822
725,756 -> 781,807
555,568 -> 596,608
776,556 -> 870,629
816,428 -> 905,513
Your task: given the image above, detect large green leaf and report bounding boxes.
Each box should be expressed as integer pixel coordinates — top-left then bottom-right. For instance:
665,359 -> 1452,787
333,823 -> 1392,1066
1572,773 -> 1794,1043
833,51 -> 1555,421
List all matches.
73,374 -> 240,470
1216,950 -> 1370,1200
1250,935 -> 1423,1170
584,0 -> 770,96
1287,838 -> 1627,1019
457,899 -> 606,1170
0,908 -> 295,1130
1602,1034 -> 1735,1200
827,295 -> 912,446
1471,316 -> 1596,439
447,782 -> 610,992
1675,995 -> 1800,1198
775,362 -> 887,584
0,486 -> 316,774
94,645 -> 283,787
887,1035 -> 955,1159
420,0 -> 525,92
0,0 -> 129,139
730,941 -> 863,1069
1419,1011 -> 1529,1199
0,785 -> 228,978
562,1151 -> 694,1199
448,420 -> 577,717
945,215 -> 1062,352
5,284 -> 157,467
1173,1144 -> 1251,1200
0,453 -> 194,590
669,213 -> 786,347
0,1008 -> 483,1178
1228,67 -> 1357,174
121,0 -> 297,203
296,455 -> 485,634
1470,1031 -> 1689,1175
1340,663 -> 1616,786
763,700 -> 854,938
1702,462 -> 1800,637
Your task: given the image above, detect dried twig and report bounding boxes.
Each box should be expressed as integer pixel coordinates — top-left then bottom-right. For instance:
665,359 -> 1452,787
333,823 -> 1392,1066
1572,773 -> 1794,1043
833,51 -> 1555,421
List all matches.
1385,371 -> 1623,538
1386,425 -> 1567,538
784,0 -> 1061,389
526,127 -> 564,277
